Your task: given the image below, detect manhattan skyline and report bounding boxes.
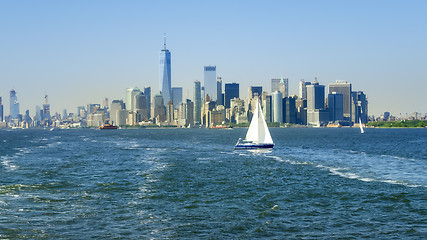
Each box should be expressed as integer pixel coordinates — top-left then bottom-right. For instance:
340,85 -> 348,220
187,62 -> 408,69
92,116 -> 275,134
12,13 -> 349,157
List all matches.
1,0 -> 426,117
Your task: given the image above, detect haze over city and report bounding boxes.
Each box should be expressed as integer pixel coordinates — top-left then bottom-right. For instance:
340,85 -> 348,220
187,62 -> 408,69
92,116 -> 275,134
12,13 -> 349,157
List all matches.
1,0 -> 426,117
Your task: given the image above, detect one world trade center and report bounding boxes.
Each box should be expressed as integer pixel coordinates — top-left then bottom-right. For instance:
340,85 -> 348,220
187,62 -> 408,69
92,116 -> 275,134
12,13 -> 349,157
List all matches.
159,34 -> 171,105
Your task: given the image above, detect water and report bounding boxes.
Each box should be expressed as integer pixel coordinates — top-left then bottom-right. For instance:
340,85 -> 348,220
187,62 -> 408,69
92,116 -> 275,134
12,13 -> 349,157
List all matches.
0,128 -> 426,239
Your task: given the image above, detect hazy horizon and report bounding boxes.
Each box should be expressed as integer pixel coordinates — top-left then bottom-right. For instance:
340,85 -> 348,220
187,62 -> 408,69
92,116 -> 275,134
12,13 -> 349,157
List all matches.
1,0 -> 426,117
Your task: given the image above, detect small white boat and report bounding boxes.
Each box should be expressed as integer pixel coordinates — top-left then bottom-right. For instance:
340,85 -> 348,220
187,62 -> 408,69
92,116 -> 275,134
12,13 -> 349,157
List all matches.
234,99 -> 274,149
359,118 -> 365,134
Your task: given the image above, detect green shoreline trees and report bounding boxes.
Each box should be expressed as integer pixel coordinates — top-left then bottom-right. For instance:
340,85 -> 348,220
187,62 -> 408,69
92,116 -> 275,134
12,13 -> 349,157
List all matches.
367,120 -> 427,128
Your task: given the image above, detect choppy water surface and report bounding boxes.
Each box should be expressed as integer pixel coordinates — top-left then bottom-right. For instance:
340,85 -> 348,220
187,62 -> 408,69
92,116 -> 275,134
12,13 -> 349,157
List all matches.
0,128 -> 426,239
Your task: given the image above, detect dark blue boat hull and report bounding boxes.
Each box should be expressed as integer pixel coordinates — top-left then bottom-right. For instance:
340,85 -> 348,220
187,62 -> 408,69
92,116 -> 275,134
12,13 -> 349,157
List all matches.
234,144 -> 274,150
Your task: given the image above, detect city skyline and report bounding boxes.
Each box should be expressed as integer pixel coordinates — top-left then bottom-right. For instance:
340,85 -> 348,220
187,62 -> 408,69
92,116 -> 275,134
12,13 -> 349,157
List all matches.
1,1 -> 426,117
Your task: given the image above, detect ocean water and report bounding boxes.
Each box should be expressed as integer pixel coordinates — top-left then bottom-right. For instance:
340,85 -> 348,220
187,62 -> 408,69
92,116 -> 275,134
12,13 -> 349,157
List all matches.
0,128 -> 426,239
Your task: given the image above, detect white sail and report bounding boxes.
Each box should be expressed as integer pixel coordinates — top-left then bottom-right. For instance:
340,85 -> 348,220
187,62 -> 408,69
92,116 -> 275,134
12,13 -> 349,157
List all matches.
359,118 -> 364,134
245,99 -> 274,144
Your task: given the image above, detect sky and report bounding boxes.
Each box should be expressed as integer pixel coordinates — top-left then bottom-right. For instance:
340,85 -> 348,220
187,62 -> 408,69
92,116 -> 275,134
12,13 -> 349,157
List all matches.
1,0 -> 426,117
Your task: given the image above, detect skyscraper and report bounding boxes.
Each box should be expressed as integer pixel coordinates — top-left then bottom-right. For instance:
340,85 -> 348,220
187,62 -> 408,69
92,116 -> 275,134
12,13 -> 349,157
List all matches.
166,101 -> 174,123
307,80 -> 328,126
9,90 -> 19,119
271,77 -> 288,97
328,81 -> 352,121
351,91 -> 368,123
62,109 -> 68,120
272,91 -> 283,123
328,92 -> 344,122
159,35 -> 172,105
204,66 -> 216,101
144,87 -> 151,119
35,105 -> 41,122
307,83 -> 325,110
262,95 -> 272,123
186,99 -> 194,126
42,95 -> 51,121
299,80 -> 311,99
126,87 -> 142,111
194,81 -> 202,124
248,86 -> 263,99
224,83 -> 239,109
172,87 -> 183,110
216,77 -> 223,106
285,96 -> 297,124
110,100 -> 125,125
0,97 -> 3,122
153,94 -> 166,122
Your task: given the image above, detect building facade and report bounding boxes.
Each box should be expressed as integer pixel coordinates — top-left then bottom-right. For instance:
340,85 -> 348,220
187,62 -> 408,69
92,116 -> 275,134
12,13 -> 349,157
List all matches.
10,90 -> 19,119
159,37 -> 172,105
328,81 -> 352,121
307,83 -> 325,110
224,83 -> 239,109
271,77 -> 289,97
144,87 -> 151,119
248,86 -> 263,99
172,87 -> 183,110
307,82 -> 328,126
272,91 -> 283,123
204,66 -> 216,101
328,92 -> 344,123
153,94 -> 166,122
351,91 -> 368,123
110,100 -> 125,125
299,80 -> 311,99
262,95 -> 272,123
193,81 -> 202,124
0,97 -> 3,122
216,77 -> 223,106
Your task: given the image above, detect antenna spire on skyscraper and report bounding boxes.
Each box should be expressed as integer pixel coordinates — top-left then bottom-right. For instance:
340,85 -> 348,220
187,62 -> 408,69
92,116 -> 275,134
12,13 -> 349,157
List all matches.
164,33 -> 166,50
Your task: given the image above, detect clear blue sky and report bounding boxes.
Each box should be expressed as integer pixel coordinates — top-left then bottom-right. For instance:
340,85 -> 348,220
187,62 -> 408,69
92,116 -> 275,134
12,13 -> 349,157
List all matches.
1,0 -> 426,117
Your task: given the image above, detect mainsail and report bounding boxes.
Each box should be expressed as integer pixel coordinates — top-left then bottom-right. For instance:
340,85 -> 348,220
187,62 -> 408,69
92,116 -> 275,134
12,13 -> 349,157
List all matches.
245,99 -> 274,144
359,118 -> 365,134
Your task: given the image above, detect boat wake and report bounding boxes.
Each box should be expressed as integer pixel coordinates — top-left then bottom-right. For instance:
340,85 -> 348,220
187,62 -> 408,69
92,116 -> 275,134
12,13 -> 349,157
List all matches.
269,148 -> 427,188
317,164 -> 426,188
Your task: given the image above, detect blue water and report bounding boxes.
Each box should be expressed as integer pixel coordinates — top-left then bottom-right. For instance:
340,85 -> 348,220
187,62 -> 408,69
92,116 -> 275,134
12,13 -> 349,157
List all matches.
1,128 -> 426,239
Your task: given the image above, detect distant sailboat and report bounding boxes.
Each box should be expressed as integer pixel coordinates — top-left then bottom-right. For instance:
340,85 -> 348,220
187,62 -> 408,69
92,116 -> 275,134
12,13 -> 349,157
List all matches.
234,99 -> 274,149
359,118 -> 365,134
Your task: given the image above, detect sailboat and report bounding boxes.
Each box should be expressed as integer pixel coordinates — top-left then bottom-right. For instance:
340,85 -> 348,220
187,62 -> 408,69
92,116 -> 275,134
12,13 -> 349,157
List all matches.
234,99 -> 274,149
359,118 -> 365,134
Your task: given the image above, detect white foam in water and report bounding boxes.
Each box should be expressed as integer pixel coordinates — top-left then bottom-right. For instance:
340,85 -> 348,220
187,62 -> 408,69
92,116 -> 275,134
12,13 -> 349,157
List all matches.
1,160 -> 18,171
270,147 -> 427,188
47,142 -> 62,148
267,155 -> 311,165
318,162 -> 426,188
381,154 -> 417,162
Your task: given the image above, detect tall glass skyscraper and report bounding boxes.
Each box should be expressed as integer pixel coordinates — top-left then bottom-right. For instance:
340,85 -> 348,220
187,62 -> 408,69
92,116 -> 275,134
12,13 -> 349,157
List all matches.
126,87 -> 142,111
328,92 -> 344,122
328,81 -> 352,120
159,35 -> 171,105
193,81 -> 201,124
204,66 -> 216,101
307,83 -> 325,110
10,90 -> 19,119
0,97 -> 3,122
224,83 -> 239,109
216,77 -> 223,106
144,87 -> 151,119
272,91 -> 283,123
172,87 -> 183,110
